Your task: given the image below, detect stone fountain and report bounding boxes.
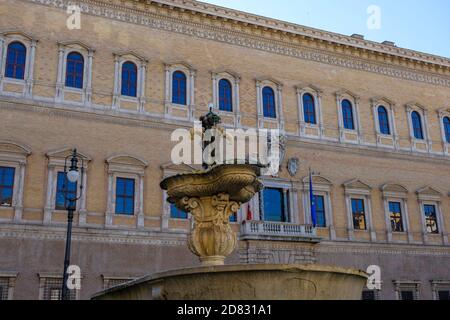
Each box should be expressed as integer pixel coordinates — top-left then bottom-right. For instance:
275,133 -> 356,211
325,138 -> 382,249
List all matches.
93,110 -> 367,300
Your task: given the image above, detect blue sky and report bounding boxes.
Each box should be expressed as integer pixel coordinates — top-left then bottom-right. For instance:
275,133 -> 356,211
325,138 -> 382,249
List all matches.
202,0 -> 450,58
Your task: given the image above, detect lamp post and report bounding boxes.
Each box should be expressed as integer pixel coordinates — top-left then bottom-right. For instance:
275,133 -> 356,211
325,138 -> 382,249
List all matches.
61,149 -> 84,300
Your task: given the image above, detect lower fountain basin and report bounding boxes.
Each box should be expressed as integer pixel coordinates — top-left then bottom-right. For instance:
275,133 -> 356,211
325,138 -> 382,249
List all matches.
92,264 -> 367,300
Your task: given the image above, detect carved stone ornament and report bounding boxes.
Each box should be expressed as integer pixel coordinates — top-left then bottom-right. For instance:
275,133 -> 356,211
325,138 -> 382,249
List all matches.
287,158 -> 300,177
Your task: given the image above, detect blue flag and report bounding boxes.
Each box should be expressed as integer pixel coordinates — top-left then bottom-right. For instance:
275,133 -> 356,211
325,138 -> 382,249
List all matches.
309,170 -> 317,227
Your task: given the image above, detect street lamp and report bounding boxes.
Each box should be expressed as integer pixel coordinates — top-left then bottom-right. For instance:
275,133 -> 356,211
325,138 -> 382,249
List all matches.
61,149 -> 84,300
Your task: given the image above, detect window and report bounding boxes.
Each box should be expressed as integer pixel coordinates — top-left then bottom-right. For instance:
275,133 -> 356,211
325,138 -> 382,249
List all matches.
315,195 -> 326,228
400,290 -> 415,300
389,201 -> 404,232
0,167 -> 15,207
65,52 -> 84,89
115,178 -> 135,215
55,172 -> 77,210
351,198 -> 366,230
218,79 -> 233,112
40,277 -> 76,300
424,204 -> 439,234
170,203 -> 188,219
411,111 -> 424,140
121,61 -> 137,97
378,106 -> 390,135
394,281 -> 420,300
262,188 -> 286,222
303,93 -> 316,124
262,87 -> 276,119
5,42 -> 26,80
361,290 -> 379,300
0,278 -> 9,300
172,71 -> 187,105
438,290 -> 450,300
342,99 -> 355,130
444,116 -> 450,143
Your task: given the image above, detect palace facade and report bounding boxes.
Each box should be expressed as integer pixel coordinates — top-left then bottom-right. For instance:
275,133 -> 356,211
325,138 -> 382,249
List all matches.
0,0 -> 449,300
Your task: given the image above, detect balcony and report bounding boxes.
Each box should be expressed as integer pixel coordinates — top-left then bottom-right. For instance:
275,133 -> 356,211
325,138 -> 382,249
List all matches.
240,220 -> 322,243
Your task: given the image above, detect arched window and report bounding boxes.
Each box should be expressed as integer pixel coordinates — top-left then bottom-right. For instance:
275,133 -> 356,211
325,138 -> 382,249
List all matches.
378,106 -> 390,135
65,52 -> 84,89
218,79 -> 232,112
172,71 -> 187,105
342,99 -> 355,130
5,42 -> 26,80
121,61 -> 138,97
444,116 -> 450,143
262,86 -> 276,118
302,93 -> 316,124
411,111 -> 424,140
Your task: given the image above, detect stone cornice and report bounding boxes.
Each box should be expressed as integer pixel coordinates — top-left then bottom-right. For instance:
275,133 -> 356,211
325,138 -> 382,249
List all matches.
24,0 -> 450,88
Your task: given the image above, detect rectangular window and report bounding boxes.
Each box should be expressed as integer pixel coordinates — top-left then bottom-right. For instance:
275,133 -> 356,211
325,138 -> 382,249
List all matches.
115,178 -> 135,215
438,290 -> 450,300
424,204 -> 439,234
0,278 -> 9,300
55,172 -> 77,210
351,198 -> 366,230
170,203 -> 188,219
314,195 -> 326,228
361,290 -> 377,300
400,290 -> 415,300
389,201 -> 404,232
263,188 -> 287,222
0,166 -> 15,207
42,278 -> 76,300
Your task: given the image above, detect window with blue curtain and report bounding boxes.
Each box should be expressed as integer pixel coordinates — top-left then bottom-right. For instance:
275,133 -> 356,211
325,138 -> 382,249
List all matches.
5,42 -> 26,80
444,116 -> 450,143
378,106 -> 390,135
263,188 -> 286,222
411,111 -> 424,140
303,93 -> 316,124
121,61 -> 137,97
115,178 -> 135,215
0,167 -> 15,207
424,204 -> 439,234
314,195 -> 326,228
218,79 -> 232,112
351,198 -> 366,230
172,71 -> 187,105
262,86 -> 276,119
55,172 -> 77,210
342,99 -> 355,130
389,201 -> 404,232
65,52 -> 84,89
170,203 -> 188,219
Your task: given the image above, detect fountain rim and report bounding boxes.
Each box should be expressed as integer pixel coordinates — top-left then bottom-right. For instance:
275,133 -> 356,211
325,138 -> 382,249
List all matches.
91,264 -> 368,299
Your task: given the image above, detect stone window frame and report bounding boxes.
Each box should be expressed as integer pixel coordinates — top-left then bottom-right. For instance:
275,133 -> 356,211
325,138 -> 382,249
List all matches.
296,84 -> 324,139
416,186 -> 448,245
430,280 -> 450,300
102,275 -> 136,290
336,89 -> 362,144
38,273 -> 80,300
393,280 -> 421,300
0,30 -> 37,98
257,177 -> 299,224
0,141 -> 31,222
380,183 -> 413,243
343,179 -> 376,242
301,175 -> 335,239
438,108 -> 450,155
371,97 -> 399,149
55,40 -> 94,107
0,272 -> 18,300
256,78 -> 285,130
105,155 -> 148,229
43,148 -> 91,226
164,62 -> 196,121
112,51 -> 148,113
405,103 -> 431,153
211,70 -> 241,127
